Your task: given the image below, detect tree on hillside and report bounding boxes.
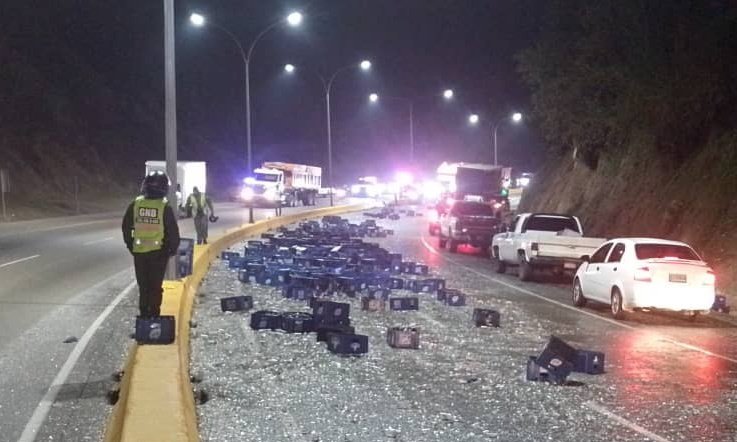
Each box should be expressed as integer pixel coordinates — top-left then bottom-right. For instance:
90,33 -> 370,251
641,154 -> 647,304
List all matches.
517,0 -> 737,169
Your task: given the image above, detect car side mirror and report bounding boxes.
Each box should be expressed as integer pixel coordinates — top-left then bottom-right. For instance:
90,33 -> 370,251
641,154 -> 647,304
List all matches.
580,255 -> 590,263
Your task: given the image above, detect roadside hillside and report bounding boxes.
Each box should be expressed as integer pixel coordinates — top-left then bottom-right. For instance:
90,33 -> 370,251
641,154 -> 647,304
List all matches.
520,135 -> 737,295
516,1 -> 737,297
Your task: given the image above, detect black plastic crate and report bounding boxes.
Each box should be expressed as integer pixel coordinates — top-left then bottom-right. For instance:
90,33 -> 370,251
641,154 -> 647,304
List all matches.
312,300 -> 350,325
221,251 -> 240,261
135,316 -> 175,345
366,287 -> 391,300
280,312 -> 315,333
574,350 -> 606,375
536,336 -> 576,380
316,323 -> 355,342
220,295 -> 253,312
249,311 -> 282,330
325,333 -> 369,355
282,285 -> 315,301
238,270 -> 257,284
389,297 -> 419,311
473,308 -> 500,327
444,291 -> 466,306
386,327 -> 420,349
361,297 -> 386,312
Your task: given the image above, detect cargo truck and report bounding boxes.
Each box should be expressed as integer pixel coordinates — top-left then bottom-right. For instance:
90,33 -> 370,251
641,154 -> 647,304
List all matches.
241,162 -> 321,207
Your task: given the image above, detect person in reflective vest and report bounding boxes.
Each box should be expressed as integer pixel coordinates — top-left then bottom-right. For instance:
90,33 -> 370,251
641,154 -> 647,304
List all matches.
122,171 -> 180,317
185,186 -> 215,245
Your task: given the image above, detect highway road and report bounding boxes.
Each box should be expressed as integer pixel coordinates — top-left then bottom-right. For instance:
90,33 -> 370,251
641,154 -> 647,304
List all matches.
191,210 -> 737,442
0,199 -> 337,442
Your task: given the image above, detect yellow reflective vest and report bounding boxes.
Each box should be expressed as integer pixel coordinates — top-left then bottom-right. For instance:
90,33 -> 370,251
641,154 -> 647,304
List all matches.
132,196 -> 166,253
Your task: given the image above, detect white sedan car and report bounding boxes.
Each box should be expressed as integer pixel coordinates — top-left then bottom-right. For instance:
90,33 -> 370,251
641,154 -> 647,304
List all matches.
572,238 -> 715,319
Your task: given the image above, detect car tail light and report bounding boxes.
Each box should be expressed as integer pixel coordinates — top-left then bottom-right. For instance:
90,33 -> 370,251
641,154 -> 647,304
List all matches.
634,267 -> 652,282
703,270 -> 716,286
493,202 -> 503,210
530,242 -> 539,252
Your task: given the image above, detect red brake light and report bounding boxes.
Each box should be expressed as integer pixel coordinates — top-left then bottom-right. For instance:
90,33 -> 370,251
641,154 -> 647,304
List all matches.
703,270 -> 716,286
634,267 -> 652,282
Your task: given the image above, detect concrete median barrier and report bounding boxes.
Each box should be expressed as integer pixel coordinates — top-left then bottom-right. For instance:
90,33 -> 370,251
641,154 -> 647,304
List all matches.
103,204 -> 367,442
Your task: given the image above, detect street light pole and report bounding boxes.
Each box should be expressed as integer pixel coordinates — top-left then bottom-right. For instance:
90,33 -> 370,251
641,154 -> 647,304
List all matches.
491,112 -> 523,166
190,12 -> 302,222
325,88 -> 333,207
409,101 -> 414,164
286,61 -> 371,207
369,90 -> 453,166
164,0 -> 178,279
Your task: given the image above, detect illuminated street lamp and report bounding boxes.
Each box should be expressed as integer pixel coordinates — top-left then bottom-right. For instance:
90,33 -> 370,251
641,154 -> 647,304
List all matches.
512,112 -> 523,123
368,93 -> 379,103
189,13 -> 205,27
468,114 -> 480,125
443,89 -> 454,100
284,63 -> 295,73
286,11 -> 303,26
360,60 -> 372,71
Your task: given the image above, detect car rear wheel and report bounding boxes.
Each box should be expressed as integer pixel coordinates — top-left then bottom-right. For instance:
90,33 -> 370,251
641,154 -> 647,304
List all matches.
572,279 -> 587,307
610,288 -> 625,320
518,257 -> 534,282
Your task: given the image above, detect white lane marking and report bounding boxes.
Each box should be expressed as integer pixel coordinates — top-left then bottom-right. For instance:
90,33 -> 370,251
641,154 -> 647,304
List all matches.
420,236 -> 737,365
0,254 -> 40,269
0,219 -> 113,239
83,236 -> 114,246
585,402 -> 672,442
18,276 -> 136,442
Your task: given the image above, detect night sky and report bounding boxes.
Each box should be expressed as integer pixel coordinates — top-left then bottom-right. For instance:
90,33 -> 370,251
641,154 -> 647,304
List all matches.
5,0 -> 545,185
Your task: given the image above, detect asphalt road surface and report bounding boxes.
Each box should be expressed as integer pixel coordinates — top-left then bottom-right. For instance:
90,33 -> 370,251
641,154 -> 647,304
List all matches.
0,199 -> 339,442
192,210 -> 737,442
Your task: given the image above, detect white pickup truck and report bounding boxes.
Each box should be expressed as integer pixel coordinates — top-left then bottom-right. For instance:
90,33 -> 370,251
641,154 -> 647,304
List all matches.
490,213 -> 606,281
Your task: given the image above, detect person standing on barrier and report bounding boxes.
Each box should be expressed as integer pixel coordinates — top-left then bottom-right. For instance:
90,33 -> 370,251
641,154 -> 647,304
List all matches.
122,171 -> 180,317
185,186 -> 215,245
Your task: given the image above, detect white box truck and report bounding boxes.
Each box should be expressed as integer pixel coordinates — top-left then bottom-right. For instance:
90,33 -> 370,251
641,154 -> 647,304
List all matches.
145,161 -> 207,217
240,162 -> 321,207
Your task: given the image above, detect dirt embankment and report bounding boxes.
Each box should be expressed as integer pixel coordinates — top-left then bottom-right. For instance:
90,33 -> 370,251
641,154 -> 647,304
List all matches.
520,132 -> 737,300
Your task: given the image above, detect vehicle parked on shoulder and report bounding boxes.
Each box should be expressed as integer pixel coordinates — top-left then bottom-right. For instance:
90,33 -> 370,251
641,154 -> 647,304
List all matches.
490,213 -> 606,281
437,200 -> 501,253
572,238 -> 715,319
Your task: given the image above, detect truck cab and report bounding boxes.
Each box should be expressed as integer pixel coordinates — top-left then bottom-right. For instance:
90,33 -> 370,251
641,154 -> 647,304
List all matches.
241,168 -> 285,207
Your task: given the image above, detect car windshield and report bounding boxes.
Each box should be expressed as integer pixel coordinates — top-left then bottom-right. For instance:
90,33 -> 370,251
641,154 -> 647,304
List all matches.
635,244 -> 701,261
524,216 -> 580,233
453,202 -> 495,216
254,173 -> 279,182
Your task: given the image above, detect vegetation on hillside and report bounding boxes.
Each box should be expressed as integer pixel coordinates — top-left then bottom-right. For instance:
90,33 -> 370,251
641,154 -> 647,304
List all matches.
517,0 -> 737,293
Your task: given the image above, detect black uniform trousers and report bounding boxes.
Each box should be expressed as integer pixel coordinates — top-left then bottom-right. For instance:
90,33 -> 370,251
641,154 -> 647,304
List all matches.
133,250 -> 169,317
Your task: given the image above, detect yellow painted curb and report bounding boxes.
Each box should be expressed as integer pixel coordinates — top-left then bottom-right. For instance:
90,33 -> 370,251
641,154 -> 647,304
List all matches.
103,204 -> 368,442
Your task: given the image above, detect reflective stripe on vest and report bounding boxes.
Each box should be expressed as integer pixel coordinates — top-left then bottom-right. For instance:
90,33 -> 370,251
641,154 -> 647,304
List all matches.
132,196 -> 167,253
